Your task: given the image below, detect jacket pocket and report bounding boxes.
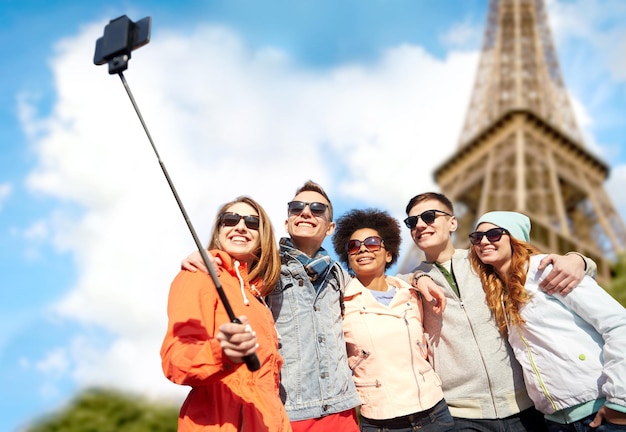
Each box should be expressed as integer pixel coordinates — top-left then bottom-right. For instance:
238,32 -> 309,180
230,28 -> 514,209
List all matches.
349,348 -> 370,371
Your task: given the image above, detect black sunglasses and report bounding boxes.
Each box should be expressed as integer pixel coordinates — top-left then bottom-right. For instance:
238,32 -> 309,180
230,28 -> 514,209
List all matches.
468,227 -> 508,245
404,210 -> 452,229
287,201 -> 329,216
347,236 -> 384,255
220,212 -> 260,230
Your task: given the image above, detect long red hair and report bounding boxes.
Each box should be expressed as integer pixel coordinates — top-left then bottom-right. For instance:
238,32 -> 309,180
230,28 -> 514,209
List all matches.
469,237 -> 541,337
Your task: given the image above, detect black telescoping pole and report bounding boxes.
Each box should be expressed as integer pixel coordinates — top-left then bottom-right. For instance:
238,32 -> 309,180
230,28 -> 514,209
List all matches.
93,15 -> 260,371
117,71 -> 260,372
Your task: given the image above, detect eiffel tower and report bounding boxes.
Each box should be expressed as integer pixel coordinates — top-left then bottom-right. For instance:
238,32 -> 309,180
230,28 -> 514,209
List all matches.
433,0 -> 626,281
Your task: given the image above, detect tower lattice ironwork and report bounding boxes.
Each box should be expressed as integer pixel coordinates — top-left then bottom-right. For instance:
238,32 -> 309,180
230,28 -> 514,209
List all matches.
434,0 -> 626,280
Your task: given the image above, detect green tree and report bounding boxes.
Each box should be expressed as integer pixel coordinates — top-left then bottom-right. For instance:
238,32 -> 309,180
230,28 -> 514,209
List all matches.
608,252 -> 626,307
25,388 -> 179,432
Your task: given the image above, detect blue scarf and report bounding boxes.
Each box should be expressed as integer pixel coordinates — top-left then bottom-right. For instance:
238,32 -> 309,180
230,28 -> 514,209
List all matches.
280,237 -> 332,289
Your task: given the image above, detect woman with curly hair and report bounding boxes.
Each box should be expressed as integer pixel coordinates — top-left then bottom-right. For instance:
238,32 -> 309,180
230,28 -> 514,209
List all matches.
469,211 -> 626,431
333,208 -> 453,432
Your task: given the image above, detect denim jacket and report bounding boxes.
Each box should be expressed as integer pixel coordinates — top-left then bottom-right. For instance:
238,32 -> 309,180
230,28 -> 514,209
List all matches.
266,240 -> 360,421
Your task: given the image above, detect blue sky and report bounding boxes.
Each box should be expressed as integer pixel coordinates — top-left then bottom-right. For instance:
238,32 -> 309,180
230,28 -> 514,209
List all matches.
1,0 -> 625,430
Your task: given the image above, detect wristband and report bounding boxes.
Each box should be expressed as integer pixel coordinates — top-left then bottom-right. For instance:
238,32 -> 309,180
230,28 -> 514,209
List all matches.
412,273 -> 433,285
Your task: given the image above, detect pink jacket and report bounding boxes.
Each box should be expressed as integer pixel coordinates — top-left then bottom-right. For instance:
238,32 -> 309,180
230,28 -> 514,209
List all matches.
342,275 -> 444,420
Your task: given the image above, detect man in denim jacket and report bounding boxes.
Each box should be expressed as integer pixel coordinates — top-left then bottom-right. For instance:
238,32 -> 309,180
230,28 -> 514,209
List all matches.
266,180 -> 360,431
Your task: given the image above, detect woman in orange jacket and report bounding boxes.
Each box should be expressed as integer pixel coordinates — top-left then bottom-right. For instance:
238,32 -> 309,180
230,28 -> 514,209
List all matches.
160,196 -> 291,431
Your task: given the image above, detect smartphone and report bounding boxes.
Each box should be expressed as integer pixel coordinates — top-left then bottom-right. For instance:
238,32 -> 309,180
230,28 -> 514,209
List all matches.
94,15 -> 151,66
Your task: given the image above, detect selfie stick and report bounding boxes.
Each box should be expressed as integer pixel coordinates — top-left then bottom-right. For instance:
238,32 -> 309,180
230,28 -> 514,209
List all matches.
93,15 -> 260,371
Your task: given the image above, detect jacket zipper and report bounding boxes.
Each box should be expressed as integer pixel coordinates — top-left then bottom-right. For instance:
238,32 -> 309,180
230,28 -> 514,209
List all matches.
516,326 -> 558,411
433,265 -> 497,409
457,293 -> 498,412
405,312 -> 425,391
359,379 -> 382,388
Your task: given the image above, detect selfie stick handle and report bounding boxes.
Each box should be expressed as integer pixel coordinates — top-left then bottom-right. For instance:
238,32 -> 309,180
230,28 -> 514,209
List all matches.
118,71 -> 260,372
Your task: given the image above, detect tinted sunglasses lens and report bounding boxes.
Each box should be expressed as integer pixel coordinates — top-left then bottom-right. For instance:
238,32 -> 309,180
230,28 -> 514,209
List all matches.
244,215 -> 260,230
404,210 -> 440,229
347,240 -> 361,254
309,202 -> 327,216
347,236 -> 382,254
468,232 -> 482,245
469,229 -> 504,245
288,201 -> 327,216
485,228 -> 504,242
404,216 -> 418,229
363,236 -> 382,251
221,213 -> 259,230
221,213 -> 241,227
288,201 -> 306,214
421,210 -> 437,224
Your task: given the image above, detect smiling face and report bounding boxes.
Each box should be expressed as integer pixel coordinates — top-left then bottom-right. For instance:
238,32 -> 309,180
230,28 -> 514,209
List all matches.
407,198 -> 457,262
285,190 -> 335,257
218,202 -> 261,267
347,228 -> 391,282
471,222 -> 512,275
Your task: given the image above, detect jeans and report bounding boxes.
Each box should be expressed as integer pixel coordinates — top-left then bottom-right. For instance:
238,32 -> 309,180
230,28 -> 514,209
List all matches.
452,407 -> 547,431
360,399 -> 454,432
546,414 -> 626,432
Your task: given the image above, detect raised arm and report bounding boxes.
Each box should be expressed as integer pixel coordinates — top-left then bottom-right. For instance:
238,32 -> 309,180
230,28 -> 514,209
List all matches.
537,252 -> 597,295
405,272 -> 446,314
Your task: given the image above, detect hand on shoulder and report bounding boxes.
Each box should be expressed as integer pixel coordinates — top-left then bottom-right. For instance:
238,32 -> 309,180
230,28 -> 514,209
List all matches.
411,273 -> 446,314
537,253 -> 585,296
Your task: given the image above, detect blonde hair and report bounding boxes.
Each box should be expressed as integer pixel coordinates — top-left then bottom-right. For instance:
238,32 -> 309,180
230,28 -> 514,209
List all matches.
208,196 -> 281,296
469,237 -> 541,337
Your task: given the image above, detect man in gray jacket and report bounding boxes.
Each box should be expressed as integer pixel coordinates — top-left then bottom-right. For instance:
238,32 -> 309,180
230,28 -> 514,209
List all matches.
403,192 -> 595,432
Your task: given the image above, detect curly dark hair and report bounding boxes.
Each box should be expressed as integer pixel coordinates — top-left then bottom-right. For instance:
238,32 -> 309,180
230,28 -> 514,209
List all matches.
332,208 -> 401,270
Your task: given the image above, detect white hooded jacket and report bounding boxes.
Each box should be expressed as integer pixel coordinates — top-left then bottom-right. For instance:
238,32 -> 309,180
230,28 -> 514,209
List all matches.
508,254 -> 626,418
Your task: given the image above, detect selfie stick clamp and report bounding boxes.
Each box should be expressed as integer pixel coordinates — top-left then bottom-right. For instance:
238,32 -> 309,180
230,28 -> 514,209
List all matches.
93,15 -> 260,371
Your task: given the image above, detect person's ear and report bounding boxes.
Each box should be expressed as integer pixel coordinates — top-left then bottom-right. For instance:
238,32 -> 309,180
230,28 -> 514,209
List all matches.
325,221 -> 336,236
449,215 -> 458,232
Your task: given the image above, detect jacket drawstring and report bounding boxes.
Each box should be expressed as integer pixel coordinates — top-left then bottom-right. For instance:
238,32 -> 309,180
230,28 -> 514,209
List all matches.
234,260 -> 250,306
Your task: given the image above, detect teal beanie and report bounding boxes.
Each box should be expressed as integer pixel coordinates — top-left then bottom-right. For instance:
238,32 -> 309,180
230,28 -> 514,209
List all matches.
475,211 -> 531,242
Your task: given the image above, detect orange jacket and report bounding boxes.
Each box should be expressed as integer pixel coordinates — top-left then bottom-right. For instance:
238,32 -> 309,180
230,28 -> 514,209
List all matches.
160,250 -> 291,432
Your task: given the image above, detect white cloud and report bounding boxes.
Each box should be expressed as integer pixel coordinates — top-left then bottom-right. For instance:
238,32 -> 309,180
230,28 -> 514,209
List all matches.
441,20 -> 483,51
30,349 -> 70,399
0,183 -> 11,213
549,0 -> 626,76
548,0 -> 626,144
36,348 -> 69,376
606,164 -> 626,222
21,219 -> 50,261
568,95 -> 603,156
23,220 -> 48,241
